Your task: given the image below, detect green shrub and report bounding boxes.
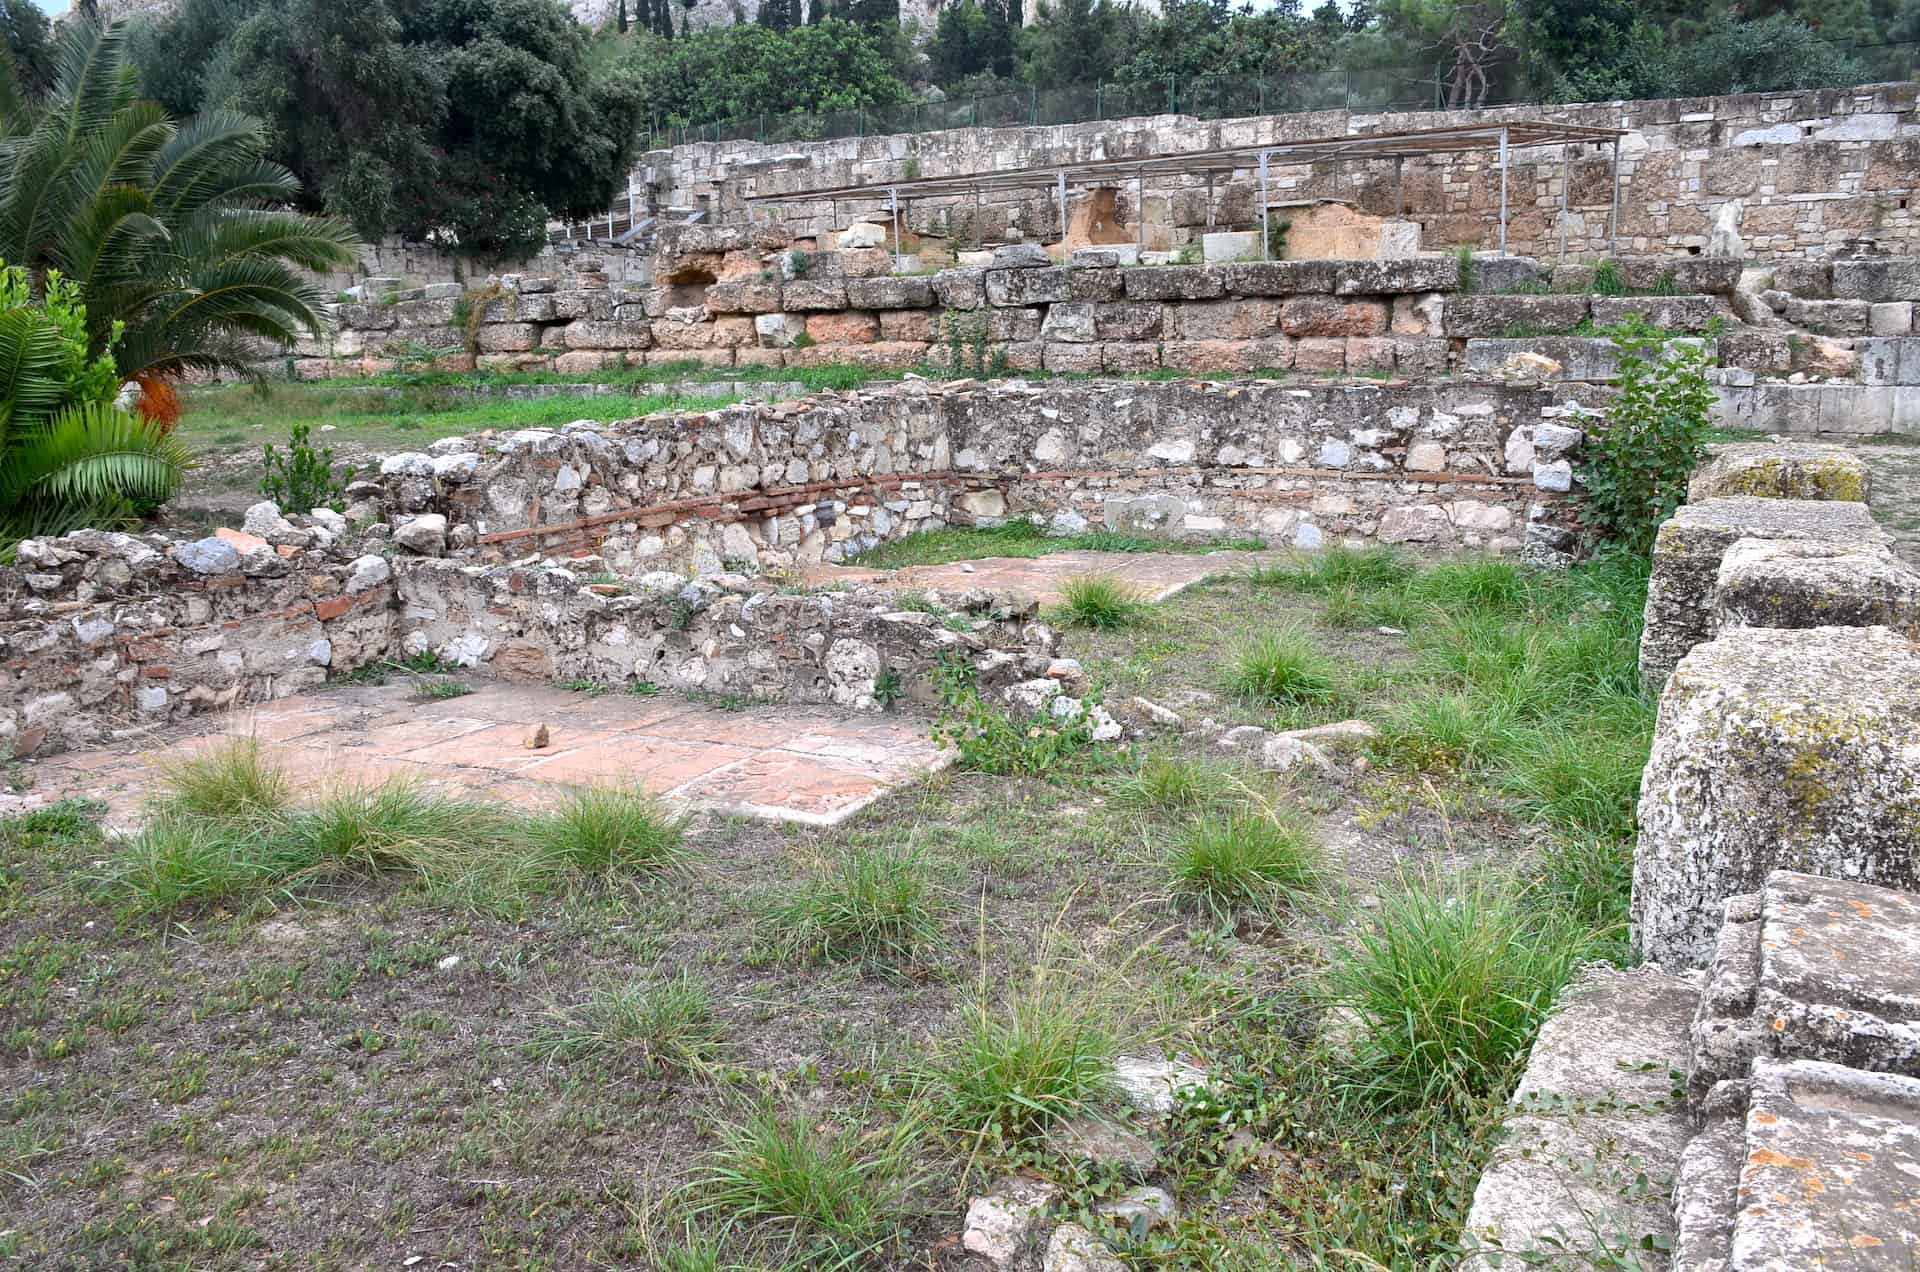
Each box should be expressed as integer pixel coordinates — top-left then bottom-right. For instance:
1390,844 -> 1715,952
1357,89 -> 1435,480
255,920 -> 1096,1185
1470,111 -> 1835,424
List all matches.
261,422 -> 356,514
693,1106 -> 919,1256
1578,315 -> 1715,553
934,667 -> 1101,776
1169,811 -> 1323,916
1327,879 -> 1589,1111
1057,574 -> 1151,629
1370,691 -> 1517,774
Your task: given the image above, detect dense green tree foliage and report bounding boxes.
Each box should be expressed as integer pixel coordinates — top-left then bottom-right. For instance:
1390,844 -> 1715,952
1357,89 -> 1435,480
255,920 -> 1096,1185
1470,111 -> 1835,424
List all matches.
612,18 -> 910,127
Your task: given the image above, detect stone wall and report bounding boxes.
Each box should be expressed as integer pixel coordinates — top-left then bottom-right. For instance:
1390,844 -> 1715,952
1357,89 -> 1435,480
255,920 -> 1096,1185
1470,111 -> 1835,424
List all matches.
650,83 -> 1920,265
354,378 -> 1582,576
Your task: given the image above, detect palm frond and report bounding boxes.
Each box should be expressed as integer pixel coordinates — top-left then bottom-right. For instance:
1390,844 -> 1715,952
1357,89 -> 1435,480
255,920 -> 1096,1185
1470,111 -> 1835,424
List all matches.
150,110 -> 295,217
0,399 -> 191,512
0,307 -> 77,440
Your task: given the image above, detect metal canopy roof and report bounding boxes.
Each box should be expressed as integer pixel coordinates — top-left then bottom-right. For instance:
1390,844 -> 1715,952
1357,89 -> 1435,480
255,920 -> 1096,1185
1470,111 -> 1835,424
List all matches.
741,120 -> 1627,204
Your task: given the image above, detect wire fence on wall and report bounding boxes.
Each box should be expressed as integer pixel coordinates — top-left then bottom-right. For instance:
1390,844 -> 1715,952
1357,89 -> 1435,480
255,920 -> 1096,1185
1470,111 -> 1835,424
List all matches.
641,41 -> 1920,153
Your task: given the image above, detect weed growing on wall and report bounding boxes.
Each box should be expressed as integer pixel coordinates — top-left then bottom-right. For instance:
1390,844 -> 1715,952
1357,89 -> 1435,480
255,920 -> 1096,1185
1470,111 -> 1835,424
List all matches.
1580,315 -> 1715,553
260,423 -> 356,513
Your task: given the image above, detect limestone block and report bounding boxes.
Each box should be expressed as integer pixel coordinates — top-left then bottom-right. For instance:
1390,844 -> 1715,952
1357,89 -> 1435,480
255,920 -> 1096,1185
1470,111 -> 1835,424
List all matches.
1633,625 -> 1920,967
1391,292 -> 1446,336
1042,343 -> 1101,373
845,276 -> 934,309
931,267 -> 985,310
1222,260 -> 1339,295
1640,497 -> 1888,686
1712,539 -> 1920,638
1040,302 -> 1096,343
1200,230 -> 1261,264
1871,301 -> 1915,336
703,278 -> 781,315
779,279 -> 848,311
989,243 -> 1051,269
1176,299 -> 1280,341
877,309 -> 935,343
1445,294 -> 1590,338
1121,266 -> 1225,302
754,312 -> 807,349
1469,256 -> 1547,293
1832,257 -> 1920,303
1092,302 -> 1164,342
1279,296 -> 1388,338
1458,966 -> 1697,1271
476,323 -> 540,353
1066,267 -> 1124,302
1687,442 -> 1872,503
1292,337 -> 1346,372
1784,297 -> 1871,337
1101,342 -> 1161,372
1590,294 -> 1722,334
986,267 -> 1069,307
563,319 -> 651,350
1332,257 -> 1460,295
804,311 -> 879,344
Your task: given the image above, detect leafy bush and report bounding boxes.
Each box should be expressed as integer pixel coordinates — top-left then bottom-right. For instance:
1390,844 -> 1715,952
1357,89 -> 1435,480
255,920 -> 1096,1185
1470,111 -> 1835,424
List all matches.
260,423 -> 356,513
934,662 -> 1101,776
1579,314 -> 1715,553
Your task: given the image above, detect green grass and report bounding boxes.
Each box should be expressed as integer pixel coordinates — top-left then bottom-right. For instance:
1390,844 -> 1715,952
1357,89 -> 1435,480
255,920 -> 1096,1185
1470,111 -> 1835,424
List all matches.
526,787 -> 689,875
1056,574 -> 1152,629
1107,753 -> 1244,816
924,976 -> 1116,1145
528,974 -> 725,1072
152,737 -> 290,822
1169,811 -> 1323,917
177,381 -> 746,459
764,845 -> 945,966
102,821 -> 276,914
416,677 -> 471,700
692,1106 -> 920,1261
1326,877 -> 1595,1113
1226,626 -> 1345,709
852,518 -> 1261,570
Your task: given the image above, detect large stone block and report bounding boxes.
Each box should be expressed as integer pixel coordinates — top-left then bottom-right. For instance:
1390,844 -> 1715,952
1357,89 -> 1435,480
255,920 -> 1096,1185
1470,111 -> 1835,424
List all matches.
1590,294 -> 1722,333
703,278 -> 781,315
1333,257 -> 1461,295
780,280 -> 848,311
1633,624 -> 1920,967
1222,260 -> 1339,296
931,267 -> 986,310
1122,266 -> 1225,302
562,319 -> 651,350
845,276 -> 935,309
1640,496 -> 1888,686
1175,299 -> 1281,341
1093,302 -> 1165,342
1279,296 -> 1388,338
986,267 -> 1069,306
1688,442 -> 1872,503
1712,539 -> 1920,639
1458,965 -> 1697,1271
1832,257 -> 1920,303
1445,294 -> 1591,338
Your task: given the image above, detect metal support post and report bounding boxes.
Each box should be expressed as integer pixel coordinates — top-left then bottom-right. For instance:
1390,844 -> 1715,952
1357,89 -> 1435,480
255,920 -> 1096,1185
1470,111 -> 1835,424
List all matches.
1136,167 -> 1145,255
1258,151 -> 1271,261
1205,171 -> 1215,231
890,186 -> 902,271
1558,143 -> 1571,262
1056,169 -> 1068,246
1609,138 -> 1622,257
1497,126 -> 1510,256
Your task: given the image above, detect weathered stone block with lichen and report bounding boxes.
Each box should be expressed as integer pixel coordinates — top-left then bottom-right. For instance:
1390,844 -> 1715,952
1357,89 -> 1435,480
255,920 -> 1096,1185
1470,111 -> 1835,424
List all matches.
1639,496 -> 1889,687
1633,625 -> 1920,967
1711,538 -> 1920,638
1687,441 -> 1872,504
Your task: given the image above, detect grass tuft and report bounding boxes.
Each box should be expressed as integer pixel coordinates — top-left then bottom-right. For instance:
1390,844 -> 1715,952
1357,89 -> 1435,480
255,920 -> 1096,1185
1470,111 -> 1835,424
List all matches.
153,737 -> 290,822
528,787 -> 690,875
1107,752 -> 1243,816
100,821 -> 269,913
1056,574 -> 1152,629
1326,877 -> 1590,1112
1169,811 -> 1323,916
528,973 -> 725,1073
925,975 -> 1116,1144
765,845 -> 944,965
1227,626 -> 1344,708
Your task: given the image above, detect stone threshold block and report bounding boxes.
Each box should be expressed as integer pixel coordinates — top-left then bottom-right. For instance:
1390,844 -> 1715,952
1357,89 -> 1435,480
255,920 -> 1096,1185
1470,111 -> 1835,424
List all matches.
1712,539 -> 1920,641
1640,497 -> 1888,688
1687,442 -> 1872,504
1459,965 -> 1697,1270
1692,871 -> 1920,1101
1678,1059 -> 1920,1270
1633,626 -> 1920,968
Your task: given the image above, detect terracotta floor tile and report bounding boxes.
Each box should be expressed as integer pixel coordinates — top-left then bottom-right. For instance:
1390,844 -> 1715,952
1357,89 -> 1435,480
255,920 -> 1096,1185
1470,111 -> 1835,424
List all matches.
669,749 -> 943,827
520,735 -> 755,790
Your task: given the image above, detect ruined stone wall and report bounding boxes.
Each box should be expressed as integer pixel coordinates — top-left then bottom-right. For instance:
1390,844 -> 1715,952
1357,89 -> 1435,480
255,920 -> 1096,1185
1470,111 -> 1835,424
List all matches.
358,378 -> 1581,576
0,521 -> 396,759
654,83 -> 1920,264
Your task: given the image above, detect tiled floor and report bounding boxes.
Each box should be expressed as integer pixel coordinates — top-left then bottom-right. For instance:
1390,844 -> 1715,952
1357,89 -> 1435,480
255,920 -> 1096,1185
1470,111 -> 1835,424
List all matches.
20,682 -> 953,829
811,547 -> 1282,607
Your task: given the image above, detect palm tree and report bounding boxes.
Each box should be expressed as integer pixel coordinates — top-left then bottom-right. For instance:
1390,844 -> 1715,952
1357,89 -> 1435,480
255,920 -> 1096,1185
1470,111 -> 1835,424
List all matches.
0,265 -> 191,550
0,18 -> 361,383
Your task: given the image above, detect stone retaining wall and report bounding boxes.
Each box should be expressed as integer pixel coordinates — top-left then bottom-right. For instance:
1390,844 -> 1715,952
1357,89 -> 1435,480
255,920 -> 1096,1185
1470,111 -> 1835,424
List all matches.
355,378 -> 1584,576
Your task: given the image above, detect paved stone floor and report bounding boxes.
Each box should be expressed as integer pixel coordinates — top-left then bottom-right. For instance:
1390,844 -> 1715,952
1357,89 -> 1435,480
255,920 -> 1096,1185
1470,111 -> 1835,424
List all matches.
23,682 -> 952,829
813,547 -> 1282,607
1857,436 -> 1920,564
